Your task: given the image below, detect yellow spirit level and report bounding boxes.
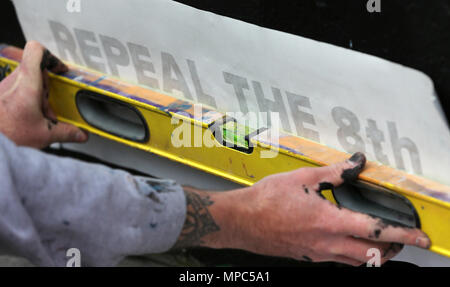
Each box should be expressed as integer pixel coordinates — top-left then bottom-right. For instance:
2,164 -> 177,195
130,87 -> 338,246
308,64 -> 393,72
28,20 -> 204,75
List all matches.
1,45 -> 449,257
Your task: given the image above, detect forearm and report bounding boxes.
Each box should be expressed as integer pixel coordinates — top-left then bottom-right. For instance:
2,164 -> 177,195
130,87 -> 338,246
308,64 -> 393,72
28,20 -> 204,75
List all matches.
173,186 -> 253,251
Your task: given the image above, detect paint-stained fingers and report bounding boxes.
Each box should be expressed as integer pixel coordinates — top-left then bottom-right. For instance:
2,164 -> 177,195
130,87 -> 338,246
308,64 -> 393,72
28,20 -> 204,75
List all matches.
365,222 -> 430,249
311,152 -> 366,191
332,207 -> 430,249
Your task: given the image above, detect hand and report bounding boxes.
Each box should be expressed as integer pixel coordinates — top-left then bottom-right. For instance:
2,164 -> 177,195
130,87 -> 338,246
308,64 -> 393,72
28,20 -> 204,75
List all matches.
176,153 -> 431,266
0,41 -> 88,148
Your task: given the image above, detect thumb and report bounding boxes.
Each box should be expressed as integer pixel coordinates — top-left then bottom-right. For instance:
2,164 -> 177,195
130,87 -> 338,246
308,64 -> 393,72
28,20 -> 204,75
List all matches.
313,152 -> 366,188
47,121 -> 89,144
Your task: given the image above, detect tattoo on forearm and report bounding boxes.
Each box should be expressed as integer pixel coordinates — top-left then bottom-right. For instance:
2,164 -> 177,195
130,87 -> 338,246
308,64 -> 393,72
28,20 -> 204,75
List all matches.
172,191 -> 220,249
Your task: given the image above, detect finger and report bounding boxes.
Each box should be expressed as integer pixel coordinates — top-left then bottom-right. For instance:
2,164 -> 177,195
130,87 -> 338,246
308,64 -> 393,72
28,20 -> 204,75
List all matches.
367,220 -> 430,248
331,236 -> 402,263
21,41 -> 46,86
47,121 -> 89,144
332,207 -> 431,249
311,152 -> 366,190
21,41 -> 68,82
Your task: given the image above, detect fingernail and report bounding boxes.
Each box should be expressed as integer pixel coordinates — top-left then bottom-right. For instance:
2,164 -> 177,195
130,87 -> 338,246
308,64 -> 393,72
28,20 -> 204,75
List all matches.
76,131 -> 88,142
348,152 -> 366,167
415,236 -> 431,249
341,152 -> 366,182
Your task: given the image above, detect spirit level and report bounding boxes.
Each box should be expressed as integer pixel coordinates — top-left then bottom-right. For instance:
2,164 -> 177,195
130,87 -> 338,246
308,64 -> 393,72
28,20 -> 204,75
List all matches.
1,45 -> 449,257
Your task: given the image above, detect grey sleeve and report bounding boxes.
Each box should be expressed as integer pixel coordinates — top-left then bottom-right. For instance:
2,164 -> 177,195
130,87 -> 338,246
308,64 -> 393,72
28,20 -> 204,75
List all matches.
0,133 -> 186,266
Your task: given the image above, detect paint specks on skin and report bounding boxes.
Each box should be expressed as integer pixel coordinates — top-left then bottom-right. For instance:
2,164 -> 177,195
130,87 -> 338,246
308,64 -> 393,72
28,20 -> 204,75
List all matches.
368,218 -> 389,239
374,229 -> 381,239
372,215 -> 414,230
369,216 -> 415,240
303,184 -> 309,194
46,119 -> 58,131
341,152 -> 366,182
